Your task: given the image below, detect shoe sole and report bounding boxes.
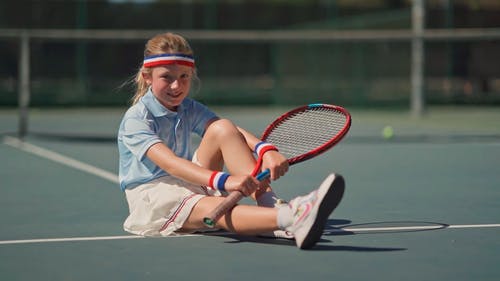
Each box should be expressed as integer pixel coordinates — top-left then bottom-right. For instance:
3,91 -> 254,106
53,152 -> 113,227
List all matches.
297,173 -> 345,249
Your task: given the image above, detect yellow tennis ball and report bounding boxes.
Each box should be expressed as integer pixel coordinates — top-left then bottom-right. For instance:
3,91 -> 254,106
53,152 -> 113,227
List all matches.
382,126 -> 394,139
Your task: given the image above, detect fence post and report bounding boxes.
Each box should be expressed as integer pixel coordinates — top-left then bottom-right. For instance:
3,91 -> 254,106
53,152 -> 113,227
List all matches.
411,0 -> 425,118
18,31 -> 30,139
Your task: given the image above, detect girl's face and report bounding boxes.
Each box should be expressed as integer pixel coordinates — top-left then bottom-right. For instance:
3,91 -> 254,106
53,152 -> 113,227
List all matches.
143,64 -> 193,111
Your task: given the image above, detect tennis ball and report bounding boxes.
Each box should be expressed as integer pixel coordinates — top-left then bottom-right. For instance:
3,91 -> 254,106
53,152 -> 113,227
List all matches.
382,126 -> 394,139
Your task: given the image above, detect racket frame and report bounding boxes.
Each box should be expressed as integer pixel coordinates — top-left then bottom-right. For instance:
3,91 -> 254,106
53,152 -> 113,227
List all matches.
261,103 -> 351,165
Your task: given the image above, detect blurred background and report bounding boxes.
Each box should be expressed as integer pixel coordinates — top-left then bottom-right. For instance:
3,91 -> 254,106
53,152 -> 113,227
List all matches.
1,0 -> 499,111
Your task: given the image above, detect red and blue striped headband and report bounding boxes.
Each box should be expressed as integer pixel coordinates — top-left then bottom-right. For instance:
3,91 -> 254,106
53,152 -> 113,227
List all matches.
143,54 -> 195,68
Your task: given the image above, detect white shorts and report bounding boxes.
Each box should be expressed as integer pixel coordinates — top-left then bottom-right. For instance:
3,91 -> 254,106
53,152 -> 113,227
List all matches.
123,151 -> 221,236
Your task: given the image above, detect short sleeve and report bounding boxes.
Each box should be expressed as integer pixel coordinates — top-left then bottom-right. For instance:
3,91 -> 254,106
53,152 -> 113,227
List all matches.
189,101 -> 218,136
120,116 -> 162,160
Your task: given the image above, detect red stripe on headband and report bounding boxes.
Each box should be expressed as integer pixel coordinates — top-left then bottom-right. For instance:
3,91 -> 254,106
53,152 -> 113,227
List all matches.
143,60 -> 195,68
143,54 -> 195,68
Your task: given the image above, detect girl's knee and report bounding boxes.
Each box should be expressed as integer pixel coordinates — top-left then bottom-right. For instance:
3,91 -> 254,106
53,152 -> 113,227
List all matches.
206,119 -> 240,138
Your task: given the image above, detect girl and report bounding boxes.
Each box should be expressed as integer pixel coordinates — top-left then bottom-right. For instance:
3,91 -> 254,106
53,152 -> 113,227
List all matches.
117,32 -> 345,249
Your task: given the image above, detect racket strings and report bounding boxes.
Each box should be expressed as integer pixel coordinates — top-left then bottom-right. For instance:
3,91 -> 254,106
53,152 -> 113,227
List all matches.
266,108 -> 348,160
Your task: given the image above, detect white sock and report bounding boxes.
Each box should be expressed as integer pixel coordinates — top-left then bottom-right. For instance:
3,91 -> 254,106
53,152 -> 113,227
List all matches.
277,205 -> 293,230
257,191 -> 280,207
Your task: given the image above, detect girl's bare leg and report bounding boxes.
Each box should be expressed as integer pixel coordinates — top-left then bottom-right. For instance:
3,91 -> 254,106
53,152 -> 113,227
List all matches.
181,196 -> 279,234
196,119 -> 271,199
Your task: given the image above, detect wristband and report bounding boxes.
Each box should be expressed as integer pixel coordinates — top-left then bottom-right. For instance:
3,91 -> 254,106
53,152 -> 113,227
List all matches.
254,141 -> 278,157
209,171 -> 229,192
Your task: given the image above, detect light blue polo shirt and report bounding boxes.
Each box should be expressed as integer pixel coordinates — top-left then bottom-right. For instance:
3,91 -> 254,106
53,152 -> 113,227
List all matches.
117,90 -> 218,191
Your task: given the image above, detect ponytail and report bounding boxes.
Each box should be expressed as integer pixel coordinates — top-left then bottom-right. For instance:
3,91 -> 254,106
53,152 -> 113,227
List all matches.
132,67 -> 150,105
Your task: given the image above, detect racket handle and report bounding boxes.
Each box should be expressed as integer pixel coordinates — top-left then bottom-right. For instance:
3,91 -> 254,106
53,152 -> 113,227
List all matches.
202,169 -> 271,228
255,169 -> 271,181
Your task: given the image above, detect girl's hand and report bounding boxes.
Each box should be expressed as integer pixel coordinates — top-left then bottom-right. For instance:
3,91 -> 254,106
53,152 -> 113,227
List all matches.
224,175 -> 260,196
261,150 -> 289,181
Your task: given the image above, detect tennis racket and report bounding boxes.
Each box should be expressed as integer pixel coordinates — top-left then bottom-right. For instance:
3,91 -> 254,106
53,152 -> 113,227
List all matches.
203,103 -> 351,228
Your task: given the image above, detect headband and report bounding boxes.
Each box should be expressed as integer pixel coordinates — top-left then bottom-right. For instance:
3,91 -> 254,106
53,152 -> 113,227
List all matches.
143,53 -> 195,68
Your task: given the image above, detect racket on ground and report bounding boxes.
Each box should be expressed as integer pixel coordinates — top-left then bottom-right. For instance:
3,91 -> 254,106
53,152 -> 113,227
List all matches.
203,103 -> 351,228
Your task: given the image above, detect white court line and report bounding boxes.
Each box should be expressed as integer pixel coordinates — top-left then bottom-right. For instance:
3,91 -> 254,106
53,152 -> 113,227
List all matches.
0,224 -> 499,246
0,234 -> 202,245
448,224 -> 500,229
338,225 -> 444,232
3,136 -> 119,183
340,223 -> 500,233
0,235 -> 144,245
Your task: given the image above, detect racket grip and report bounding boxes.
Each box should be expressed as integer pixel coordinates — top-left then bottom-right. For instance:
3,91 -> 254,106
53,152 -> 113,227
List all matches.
202,169 -> 271,228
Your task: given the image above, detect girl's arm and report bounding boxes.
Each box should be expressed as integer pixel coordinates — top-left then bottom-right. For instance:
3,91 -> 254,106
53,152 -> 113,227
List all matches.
146,143 -> 259,196
236,126 -> 261,151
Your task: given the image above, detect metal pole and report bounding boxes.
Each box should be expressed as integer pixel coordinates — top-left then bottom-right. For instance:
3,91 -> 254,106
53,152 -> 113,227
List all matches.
18,31 -> 30,139
411,0 -> 425,118
76,0 -> 88,104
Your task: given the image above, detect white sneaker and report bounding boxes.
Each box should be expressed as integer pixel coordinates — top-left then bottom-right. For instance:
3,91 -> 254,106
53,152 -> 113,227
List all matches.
285,173 -> 345,249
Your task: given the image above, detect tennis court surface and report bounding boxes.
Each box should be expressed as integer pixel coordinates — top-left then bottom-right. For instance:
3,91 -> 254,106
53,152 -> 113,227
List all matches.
1,106 -> 499,281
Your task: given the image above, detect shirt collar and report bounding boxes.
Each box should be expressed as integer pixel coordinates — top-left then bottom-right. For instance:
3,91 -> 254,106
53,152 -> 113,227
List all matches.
141,89 -> 179,117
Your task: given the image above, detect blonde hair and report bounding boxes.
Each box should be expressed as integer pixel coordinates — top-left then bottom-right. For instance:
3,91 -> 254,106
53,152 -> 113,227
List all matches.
131,32 -> 195,105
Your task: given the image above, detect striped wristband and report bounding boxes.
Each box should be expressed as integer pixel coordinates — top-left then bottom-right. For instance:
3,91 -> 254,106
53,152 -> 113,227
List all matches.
209,171 -> 230,191
254,141 -> 278,157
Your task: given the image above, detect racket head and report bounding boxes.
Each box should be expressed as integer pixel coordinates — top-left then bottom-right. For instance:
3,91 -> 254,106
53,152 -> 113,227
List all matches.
261,103 -> 351,165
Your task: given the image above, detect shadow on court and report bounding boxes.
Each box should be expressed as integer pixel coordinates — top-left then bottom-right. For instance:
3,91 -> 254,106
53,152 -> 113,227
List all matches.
201,218 -> 454,252
203,231 -> 407,252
